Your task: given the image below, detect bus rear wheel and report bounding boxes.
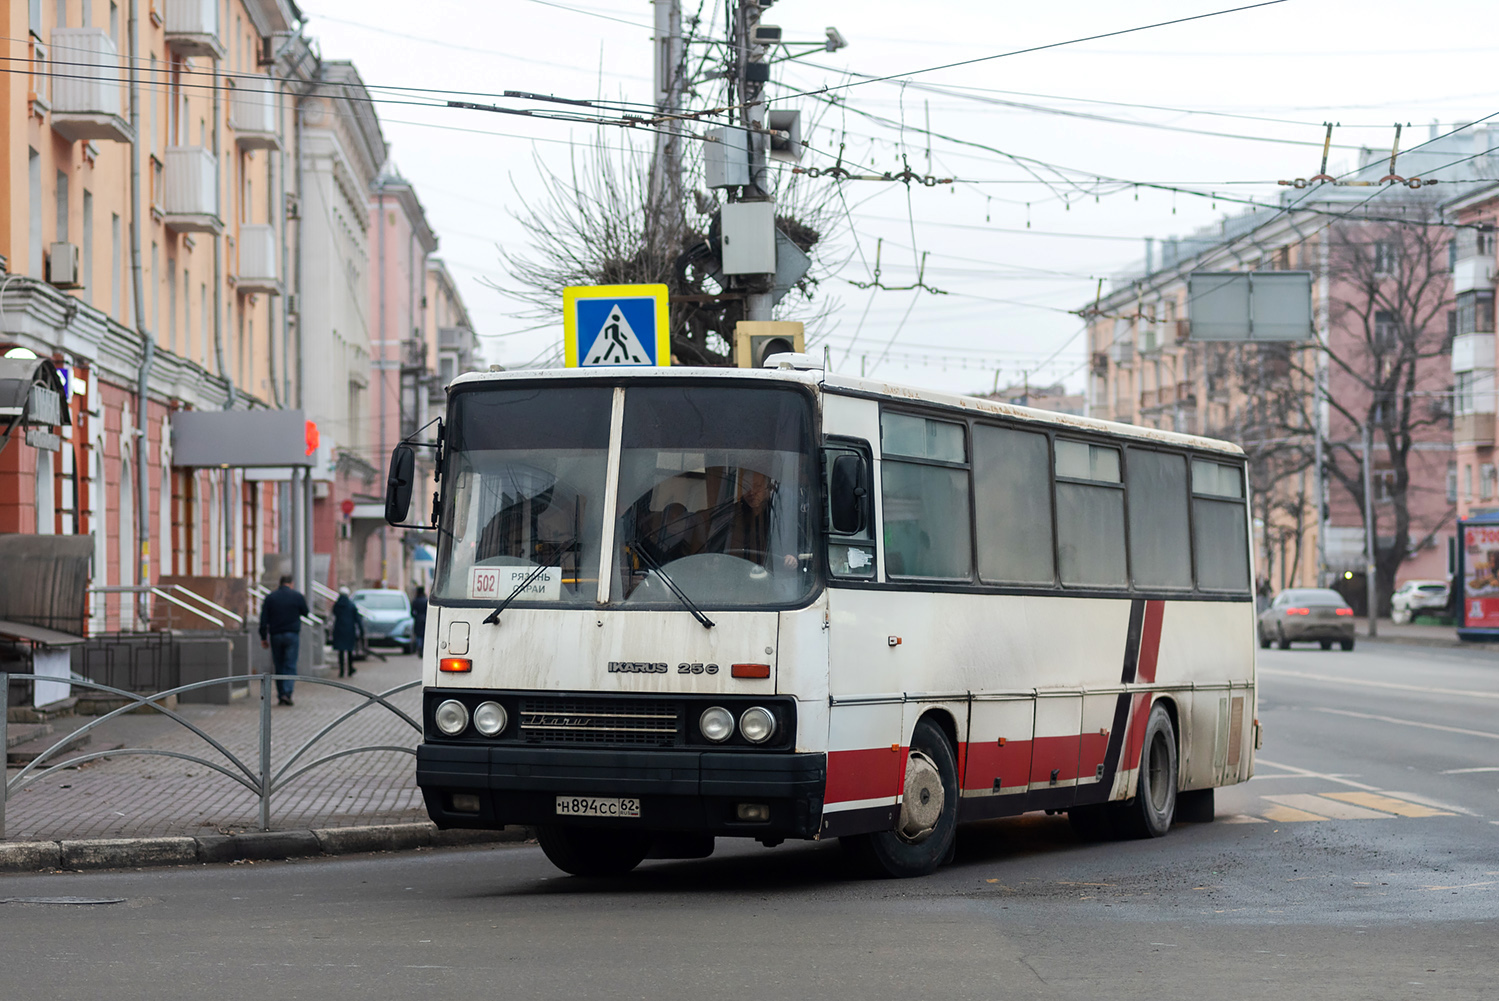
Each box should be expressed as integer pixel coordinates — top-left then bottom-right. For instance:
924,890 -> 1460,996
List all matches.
1116,703 -> 1178,839
535,826 -> 650,877
842,717 -> 958,878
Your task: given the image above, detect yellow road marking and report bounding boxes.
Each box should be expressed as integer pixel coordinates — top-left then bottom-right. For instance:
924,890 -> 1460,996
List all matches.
1263,794 -> 1391,820
1321,791 -> 1456,818
1262,804 -> 1330,823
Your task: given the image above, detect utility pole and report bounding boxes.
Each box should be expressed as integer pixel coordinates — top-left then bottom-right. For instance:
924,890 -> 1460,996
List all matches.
733,0 -> 775,322
1363,420 -> 1378,637
650,0 -> 685,254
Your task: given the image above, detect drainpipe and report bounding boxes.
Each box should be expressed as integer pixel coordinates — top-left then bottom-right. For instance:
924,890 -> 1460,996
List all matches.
128,0 -> 153,624
212,61 -> 235,410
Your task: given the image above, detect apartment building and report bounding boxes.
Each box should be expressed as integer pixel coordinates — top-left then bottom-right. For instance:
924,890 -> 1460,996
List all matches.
1083,127 -> 1489,604
1,4 -> 477,632
1442,183 -> 1499,520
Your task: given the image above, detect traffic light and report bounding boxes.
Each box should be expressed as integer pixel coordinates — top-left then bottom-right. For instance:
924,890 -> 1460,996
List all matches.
735,321 -> 805,368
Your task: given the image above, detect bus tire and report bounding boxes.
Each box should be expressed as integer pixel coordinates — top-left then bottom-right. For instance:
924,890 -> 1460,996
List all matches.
841,717 -> 958,878
1116,703 -> 1177,839
535,826 -> 650,877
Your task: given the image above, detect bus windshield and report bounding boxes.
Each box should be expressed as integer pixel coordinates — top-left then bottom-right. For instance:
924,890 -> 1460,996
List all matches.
434,382 -> 818,609
613,384 -> 816,608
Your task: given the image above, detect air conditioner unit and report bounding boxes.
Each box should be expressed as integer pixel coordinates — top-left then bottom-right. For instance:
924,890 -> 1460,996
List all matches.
46,242 -> 81,288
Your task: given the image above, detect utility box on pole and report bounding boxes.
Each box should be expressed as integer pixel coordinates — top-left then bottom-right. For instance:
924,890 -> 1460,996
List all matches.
720,201 -> 777,274
735,320 -> 805,368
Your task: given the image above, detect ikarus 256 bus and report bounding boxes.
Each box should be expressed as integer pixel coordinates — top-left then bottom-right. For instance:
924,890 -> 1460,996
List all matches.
383,359 -> 1259,878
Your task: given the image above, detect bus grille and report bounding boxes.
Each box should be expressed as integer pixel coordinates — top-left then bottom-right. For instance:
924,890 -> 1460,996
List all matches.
517,698 -> 680,747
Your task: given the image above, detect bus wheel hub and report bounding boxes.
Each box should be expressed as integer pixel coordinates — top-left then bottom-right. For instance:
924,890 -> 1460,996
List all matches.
898,750 -> 944,843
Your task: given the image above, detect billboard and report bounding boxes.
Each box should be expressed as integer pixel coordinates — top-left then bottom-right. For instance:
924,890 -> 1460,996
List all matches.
1460,520 -> 1499,631
1187,271 -> 1313,342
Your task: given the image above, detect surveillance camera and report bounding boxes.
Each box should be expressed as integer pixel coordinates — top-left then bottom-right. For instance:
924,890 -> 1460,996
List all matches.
750,24 -> 781,46
825,26 -> 847,52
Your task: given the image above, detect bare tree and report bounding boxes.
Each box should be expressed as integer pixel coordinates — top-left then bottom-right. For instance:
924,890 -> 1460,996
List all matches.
494,131 -> 840,366
1316,205 -> 1456,614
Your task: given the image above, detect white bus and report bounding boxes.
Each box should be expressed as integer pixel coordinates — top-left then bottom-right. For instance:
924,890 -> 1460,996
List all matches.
385,361 -> 1258,878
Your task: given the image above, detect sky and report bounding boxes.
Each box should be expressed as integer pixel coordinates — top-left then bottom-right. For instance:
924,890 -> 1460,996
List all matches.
299,0 -> 1499,397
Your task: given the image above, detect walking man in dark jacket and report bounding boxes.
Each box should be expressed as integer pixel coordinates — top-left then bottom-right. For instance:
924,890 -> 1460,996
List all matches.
260,575 -> 309,706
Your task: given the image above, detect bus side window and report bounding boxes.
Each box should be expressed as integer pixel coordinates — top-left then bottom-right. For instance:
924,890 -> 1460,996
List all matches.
880,413 -> 972,580
973,424 -> 1054,584
1054,439 -> 1127,588
1126,448 -> 1192,589
1192,459 -> 1251,591
824,441 -> 875,579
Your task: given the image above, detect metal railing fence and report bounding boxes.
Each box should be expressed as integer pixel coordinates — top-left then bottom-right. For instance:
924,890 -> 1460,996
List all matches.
0,672 -> 421,840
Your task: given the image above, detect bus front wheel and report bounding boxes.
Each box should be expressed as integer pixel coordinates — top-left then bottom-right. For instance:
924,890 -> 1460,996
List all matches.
1117,703 -> 1178,839
535,826 -> 650,877
842,717 -> 959,878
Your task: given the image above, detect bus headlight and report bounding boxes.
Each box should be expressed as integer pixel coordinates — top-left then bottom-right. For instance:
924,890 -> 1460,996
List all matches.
739,706 -> 776,743
434,699 -> 469,736
700,706 -> 735,742
473,701 -> 508,737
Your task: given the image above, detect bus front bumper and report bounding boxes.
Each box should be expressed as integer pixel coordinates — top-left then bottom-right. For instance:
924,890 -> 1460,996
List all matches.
418,744 -> 826,839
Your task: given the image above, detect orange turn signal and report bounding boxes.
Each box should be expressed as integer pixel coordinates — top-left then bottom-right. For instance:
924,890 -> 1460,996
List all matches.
731,662 -> 770,679
439,657 -> 472,673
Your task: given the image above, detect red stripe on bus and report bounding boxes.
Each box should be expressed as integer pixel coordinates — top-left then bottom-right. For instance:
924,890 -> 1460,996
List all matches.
826,747 -> 904,804
960,738 -> 1034,790
1136,600 -> 1165,684
1078,728 -> 1109,780
1122,692 -> 1154,771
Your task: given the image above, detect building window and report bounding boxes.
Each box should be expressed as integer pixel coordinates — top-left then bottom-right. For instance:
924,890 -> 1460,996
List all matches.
1485,464 -> 1497,502
1455,371 -> 1474,415
1373,240 -> 1400,276
1465,464 -> 1474,500
1375,468 -> 1396,503
1456,290 -> 1494,335
28,149 -> 42,279
1373,310 -> 1399,352
1449,462 -> 1459,503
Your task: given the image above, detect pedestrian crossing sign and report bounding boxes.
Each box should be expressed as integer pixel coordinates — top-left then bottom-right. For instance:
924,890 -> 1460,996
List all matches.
563,284 -> 672,368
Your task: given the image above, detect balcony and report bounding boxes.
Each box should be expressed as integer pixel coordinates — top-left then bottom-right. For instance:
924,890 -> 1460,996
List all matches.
49,28 -> 134,143
229,75 -> 280,150
162,147 -> 223,234
234,224 -> 280,295
1454,256 -> 1496,295
164,0 -> 225,59
1453,332 -> 1496,374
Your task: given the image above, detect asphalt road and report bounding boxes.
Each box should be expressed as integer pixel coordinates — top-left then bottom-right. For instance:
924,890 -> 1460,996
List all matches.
3,640 -> 1497,1001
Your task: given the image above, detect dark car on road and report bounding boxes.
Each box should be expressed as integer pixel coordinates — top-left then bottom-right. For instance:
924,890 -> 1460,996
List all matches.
1257,588 -> 1356,651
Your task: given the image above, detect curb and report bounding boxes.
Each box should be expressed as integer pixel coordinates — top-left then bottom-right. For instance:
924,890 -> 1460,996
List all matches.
1359,633 -> 1472,650
0,823 -> 533,873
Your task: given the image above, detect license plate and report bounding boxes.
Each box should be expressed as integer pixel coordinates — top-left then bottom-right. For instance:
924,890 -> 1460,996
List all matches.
555,796 -> 641,818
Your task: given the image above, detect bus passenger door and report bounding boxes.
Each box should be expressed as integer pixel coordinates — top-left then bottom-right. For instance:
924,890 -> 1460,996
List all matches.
962,695 -> 1035,814
1029,689 -> 1082,806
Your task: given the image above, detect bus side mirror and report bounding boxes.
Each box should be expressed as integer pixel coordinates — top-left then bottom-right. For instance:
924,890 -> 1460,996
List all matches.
830,454 -> 868,534
385,444 -> 416,525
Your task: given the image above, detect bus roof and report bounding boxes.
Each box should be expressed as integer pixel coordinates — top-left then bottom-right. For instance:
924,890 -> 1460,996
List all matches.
447,365 -> 1245,458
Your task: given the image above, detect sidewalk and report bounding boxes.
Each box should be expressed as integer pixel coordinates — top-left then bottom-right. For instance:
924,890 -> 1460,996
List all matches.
4,651 -> 431,843
1357,618 -> 1486,650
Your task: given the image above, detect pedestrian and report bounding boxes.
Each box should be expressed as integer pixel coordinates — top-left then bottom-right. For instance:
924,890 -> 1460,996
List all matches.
259,574 -> 309,706
411,585 -> 428,657
331,586 -> 362,679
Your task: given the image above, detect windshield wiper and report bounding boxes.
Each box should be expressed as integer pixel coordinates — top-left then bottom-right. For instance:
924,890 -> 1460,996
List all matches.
482,564 -> 552,625
625,542 -> 715,630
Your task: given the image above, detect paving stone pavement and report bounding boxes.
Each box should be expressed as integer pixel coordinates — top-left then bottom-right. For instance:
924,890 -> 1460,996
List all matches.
3,652 -> 429,842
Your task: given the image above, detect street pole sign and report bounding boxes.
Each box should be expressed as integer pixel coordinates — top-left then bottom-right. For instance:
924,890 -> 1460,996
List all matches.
563,284 -> 671,367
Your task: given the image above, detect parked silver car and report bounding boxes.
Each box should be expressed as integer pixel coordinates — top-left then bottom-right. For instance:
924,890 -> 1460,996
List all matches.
351,589 -> 416,654
1257,588 -> 1356,651
1390,579 -> 1449,624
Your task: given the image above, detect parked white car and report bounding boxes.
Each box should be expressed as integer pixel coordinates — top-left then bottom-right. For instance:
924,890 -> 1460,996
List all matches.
1390,580 -> 1449,624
